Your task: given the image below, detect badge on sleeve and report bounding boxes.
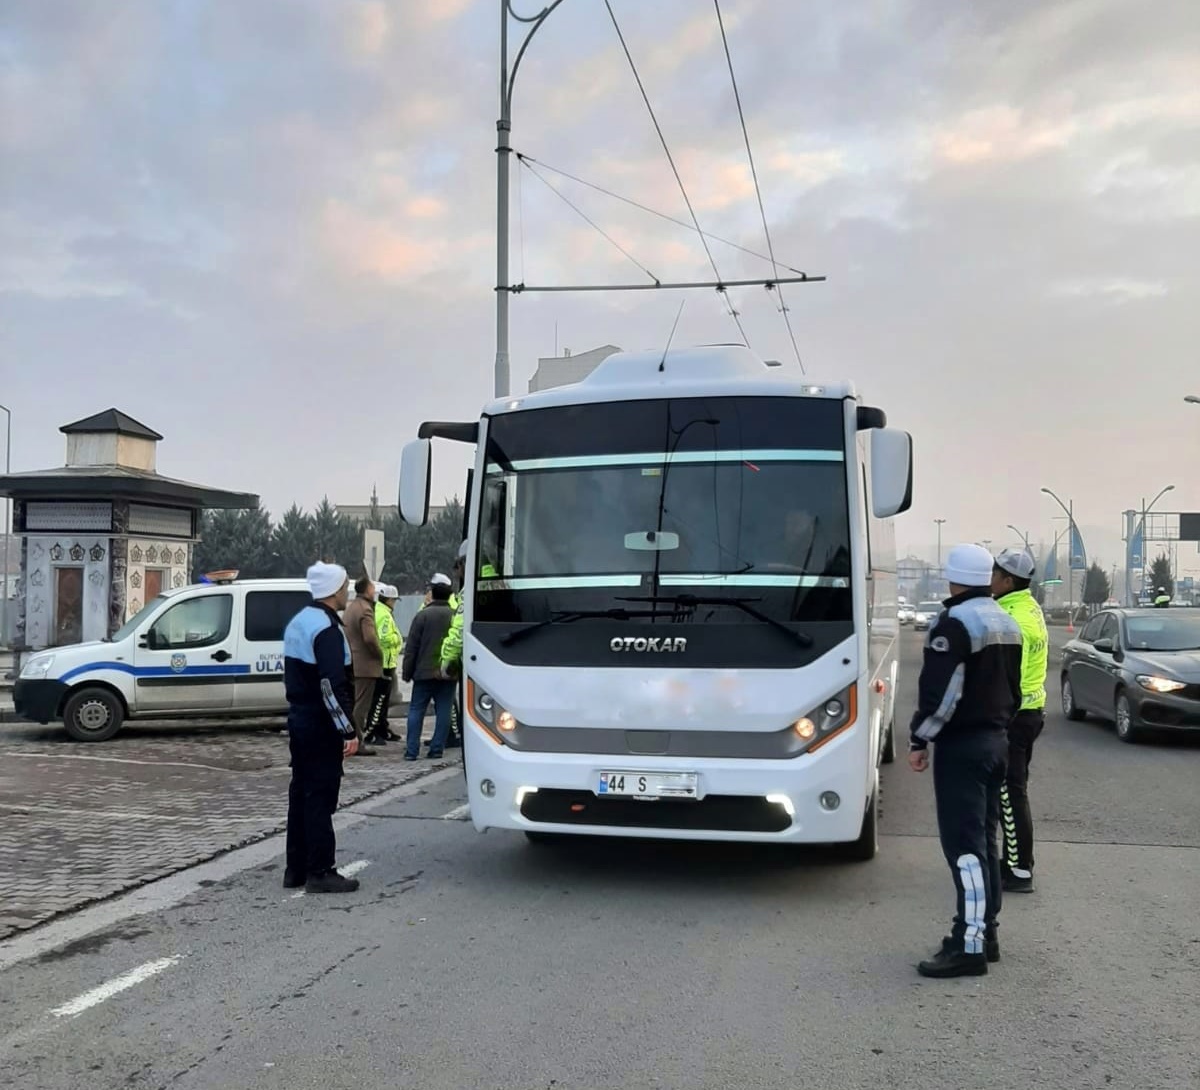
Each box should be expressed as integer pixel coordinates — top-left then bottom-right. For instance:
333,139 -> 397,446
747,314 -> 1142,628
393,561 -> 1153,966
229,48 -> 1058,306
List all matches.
930,635 -> 950,653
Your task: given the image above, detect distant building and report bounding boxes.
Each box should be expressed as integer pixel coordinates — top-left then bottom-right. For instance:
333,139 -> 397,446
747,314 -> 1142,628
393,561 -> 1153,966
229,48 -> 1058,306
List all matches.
528,345 -> 622,393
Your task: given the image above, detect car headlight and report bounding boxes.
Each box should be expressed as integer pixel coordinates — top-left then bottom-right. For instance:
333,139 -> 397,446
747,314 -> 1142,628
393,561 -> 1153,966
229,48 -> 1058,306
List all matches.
470,682 -> 519,742
20,654 -> 55,680
1136,674 -> 1186,694
791,685 -> 856,754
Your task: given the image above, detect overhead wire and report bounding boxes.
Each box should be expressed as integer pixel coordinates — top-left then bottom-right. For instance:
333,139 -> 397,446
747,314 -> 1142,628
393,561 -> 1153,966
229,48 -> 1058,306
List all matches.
713,0 -> 805,373
601,0 -> 749,346
516,152 -> 810,277
521,157 -> 661,284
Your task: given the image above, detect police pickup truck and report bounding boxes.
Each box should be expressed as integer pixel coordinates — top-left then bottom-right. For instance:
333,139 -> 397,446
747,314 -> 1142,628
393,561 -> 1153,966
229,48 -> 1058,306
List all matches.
14,578 -> 314,741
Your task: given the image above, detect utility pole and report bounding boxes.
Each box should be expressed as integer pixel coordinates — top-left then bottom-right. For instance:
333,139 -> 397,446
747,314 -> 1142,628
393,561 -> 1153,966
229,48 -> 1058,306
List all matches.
934,518 -> 946,569
495,0 -> 568,400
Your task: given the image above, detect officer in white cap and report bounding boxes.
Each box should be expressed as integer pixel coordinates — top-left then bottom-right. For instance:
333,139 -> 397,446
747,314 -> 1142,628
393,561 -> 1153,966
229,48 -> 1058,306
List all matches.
281,562 -> 361,894
991,547 -> 1048,894
909,544 -> 1023,977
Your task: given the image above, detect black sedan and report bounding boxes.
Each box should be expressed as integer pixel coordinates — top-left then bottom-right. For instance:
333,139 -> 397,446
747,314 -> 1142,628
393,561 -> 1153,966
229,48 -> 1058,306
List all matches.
1060,608 -> 1200,743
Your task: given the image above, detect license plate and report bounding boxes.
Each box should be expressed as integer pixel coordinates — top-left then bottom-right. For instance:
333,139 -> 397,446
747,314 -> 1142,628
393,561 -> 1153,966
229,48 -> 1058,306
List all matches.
595,771 -> 698,799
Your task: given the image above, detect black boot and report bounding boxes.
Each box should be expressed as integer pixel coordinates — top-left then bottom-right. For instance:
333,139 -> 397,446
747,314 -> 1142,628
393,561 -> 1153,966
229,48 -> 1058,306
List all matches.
283,868 -> 306,890
305,870 -> 360,894
941,933 -> 999,964
919,942 -> 988,978
1002,872 -> 1035,894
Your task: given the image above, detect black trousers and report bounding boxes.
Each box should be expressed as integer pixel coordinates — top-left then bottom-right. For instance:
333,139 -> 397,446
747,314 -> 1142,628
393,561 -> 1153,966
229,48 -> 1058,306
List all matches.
367,673 -> 393,739
285,726 -> 344,877
1001,710 -> 1044,875
933,729 -> 1007,953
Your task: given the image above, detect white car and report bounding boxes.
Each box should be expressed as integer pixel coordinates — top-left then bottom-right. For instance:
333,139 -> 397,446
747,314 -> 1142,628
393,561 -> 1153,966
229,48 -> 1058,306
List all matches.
913,601 -> 943,631
898,605 -> 915,625
15,578 -> 314,741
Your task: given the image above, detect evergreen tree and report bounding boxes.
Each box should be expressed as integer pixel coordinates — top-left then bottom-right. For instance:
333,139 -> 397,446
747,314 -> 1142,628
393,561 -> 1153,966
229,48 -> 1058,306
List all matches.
193,506 -> 276,578
272,505 -> 318,577
1083,563 -> 1111,605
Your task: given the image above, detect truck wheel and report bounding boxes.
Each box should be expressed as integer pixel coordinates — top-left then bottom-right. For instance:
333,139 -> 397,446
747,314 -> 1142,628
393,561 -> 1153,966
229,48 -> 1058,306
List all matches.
881,715 -> 896,764
63,688 -> 125,742
836,789 -> 879,862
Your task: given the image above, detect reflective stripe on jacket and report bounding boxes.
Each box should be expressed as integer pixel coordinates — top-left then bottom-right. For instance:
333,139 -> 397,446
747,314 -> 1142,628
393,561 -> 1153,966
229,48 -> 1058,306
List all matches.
997,588 -> 1048,711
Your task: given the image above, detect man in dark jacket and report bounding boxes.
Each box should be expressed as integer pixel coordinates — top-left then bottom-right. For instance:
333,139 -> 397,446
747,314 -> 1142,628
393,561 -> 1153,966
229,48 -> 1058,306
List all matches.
283,562 -> 361,894
401,573 -> 455,761
909,543 -> 1022,977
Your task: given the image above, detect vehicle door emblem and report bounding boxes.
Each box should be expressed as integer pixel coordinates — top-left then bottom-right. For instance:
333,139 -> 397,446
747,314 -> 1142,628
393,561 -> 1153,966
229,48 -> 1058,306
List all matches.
170,654 -> 188,674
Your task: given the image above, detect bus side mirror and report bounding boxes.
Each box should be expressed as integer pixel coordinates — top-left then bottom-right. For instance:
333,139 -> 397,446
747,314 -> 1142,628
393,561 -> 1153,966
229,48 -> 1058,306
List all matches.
871,428 -> 913,518
399,439 -> 432,526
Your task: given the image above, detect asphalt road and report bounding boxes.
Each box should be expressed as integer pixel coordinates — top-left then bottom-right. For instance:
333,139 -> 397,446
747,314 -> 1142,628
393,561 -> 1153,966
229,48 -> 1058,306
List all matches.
1,630 -> 1197,1090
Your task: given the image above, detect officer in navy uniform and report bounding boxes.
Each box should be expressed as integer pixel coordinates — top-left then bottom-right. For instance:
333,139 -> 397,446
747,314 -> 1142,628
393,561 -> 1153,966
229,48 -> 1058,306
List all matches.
909,544 -> 1022,977
282,562 -> 361,894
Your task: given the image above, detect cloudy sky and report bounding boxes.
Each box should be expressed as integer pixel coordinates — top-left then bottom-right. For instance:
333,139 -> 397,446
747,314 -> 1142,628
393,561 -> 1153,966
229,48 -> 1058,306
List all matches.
3,0 -> 1198,571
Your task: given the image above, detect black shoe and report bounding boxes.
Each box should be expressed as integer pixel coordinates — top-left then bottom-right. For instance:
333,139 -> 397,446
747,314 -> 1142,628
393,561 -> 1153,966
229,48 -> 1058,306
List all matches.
305,870 -> 360,894
283,868 -> 307,890
1002,873 -> 1035,894
444,736 -> 462,749
427,750 -> 445,760
918,946 -> 988,978
403,753 -> 418,762
384,729 -> 403,742
357,745 -> 377,756
943,934 -> 999,964
369,733 -> 388,746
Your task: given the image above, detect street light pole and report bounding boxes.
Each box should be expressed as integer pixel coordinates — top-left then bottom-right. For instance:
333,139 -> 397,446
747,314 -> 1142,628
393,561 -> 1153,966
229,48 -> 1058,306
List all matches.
1133,484 -> 1175,606
934,518 -> 946,569
0,403 -> 10,649
1042,486 -> 1087,625
1006,524 -> 1031,551
496,0 -> 568,399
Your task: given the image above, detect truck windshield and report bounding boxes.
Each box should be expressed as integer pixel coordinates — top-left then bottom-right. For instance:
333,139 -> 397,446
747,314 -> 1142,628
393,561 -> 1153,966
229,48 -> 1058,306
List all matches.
472,396 -> 853,667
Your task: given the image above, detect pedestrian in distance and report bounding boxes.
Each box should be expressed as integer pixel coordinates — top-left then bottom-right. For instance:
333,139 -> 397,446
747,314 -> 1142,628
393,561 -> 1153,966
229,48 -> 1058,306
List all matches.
343,575 -> 381,756
909,543 -> 1022,978
992,547 -> 1048,894
368,584 -> 403,745
282,562 -> 361,894
401,573 -> 456,761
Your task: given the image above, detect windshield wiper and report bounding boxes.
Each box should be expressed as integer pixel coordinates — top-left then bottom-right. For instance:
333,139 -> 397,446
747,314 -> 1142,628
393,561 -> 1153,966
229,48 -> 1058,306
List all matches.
498,608 -> 659,647
617,594 -> 814,647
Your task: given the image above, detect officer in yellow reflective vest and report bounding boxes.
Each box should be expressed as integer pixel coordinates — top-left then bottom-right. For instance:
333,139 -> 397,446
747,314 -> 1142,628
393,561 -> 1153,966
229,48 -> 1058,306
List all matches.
991,548 -> 1048,895
367,585 -> 402,745
1154,588 -> 1171,608
440,541 -> 499,749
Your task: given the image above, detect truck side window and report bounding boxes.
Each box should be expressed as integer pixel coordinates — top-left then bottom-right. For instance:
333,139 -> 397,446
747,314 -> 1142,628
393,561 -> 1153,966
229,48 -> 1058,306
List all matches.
245,591 -> 312,642
148,595 -> 233,650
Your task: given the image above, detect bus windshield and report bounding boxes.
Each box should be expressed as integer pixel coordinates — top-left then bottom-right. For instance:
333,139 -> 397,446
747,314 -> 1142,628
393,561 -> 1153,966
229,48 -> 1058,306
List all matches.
474,396 -> 852,638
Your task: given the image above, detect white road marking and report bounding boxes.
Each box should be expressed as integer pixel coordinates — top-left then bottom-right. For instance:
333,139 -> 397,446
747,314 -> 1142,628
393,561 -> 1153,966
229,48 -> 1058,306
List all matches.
50,956 -> 182,1018
441,804 -> 470,821
289,859 -> 372,899
0,764 -> 461,973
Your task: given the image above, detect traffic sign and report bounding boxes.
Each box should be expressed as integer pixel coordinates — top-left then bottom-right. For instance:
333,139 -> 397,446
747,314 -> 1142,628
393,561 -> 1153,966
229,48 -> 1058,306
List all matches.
363,529 -> 385,581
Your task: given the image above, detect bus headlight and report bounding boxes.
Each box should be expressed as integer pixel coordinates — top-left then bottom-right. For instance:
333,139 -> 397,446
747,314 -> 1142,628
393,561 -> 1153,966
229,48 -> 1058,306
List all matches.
792,685 -> 856,754
469,681 -> 519,743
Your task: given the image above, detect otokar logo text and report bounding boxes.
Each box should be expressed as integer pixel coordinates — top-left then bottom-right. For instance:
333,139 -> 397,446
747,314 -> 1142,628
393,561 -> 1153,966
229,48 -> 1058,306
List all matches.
609,636 -> 688,653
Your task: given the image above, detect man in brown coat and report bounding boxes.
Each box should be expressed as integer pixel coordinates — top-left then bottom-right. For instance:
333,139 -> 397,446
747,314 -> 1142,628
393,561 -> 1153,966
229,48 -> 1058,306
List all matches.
343,575 -> 382,756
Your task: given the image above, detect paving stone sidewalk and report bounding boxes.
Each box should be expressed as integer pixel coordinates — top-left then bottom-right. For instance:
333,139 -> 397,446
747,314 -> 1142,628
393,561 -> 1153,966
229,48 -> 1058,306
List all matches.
0,717 -> 454,941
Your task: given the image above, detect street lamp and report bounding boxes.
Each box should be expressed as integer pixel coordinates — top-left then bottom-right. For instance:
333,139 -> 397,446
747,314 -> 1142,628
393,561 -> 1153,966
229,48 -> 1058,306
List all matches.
1131,484 -> 1176,605
1042,486 -> 1087,624
1006,524 -> 1031,551
0,403 -> 10,649
934,518 -> 946,568
495,0 -> 569,398
1185,395 -> 1200,404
